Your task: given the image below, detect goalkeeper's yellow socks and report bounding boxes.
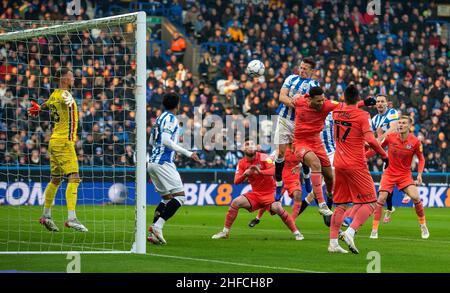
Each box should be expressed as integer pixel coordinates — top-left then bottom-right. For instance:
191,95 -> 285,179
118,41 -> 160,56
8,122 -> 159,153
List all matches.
66,180 -> 80,220
43,181 -> 61,217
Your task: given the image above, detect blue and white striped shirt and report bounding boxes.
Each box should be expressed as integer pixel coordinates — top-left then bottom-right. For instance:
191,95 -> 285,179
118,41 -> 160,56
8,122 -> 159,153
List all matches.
320,112 -> 336,156
149,111 -> 180,164
277,75 -> 319,121
371,108 -> 399,133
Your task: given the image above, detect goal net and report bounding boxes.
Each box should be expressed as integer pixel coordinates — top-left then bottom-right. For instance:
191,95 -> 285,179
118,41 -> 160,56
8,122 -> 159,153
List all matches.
0,12 -> 147,254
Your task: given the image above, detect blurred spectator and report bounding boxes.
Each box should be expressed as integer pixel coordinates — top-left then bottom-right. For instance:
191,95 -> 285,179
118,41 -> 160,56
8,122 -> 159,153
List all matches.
170,32 -> 187,63
227,21 -> 244,43
148,49 -> 165,71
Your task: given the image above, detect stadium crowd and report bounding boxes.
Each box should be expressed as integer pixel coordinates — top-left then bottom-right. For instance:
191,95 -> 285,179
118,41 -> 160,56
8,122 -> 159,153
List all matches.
0,0 -> 449,173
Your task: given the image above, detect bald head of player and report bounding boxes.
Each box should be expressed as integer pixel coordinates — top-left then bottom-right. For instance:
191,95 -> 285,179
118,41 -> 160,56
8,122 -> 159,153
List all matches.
307,86 -> 325,110
162,92 -> 180,114
343,84 -> 359,105
55,68 -> 74,90
298,57 -> 315,79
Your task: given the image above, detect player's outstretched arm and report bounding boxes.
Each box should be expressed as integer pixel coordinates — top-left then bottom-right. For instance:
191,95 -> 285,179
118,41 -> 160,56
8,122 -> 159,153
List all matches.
364,131 -> 387,159
161,132 -> 193,158
356,96 -> 376,108
366,137 -> 388,158
326,96 -> 375,113
27,100 -> 49,117
279,88 -> 295,108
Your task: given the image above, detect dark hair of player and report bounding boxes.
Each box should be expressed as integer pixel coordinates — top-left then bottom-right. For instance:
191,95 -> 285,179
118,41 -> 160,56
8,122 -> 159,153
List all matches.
308,86 -> 323,98
54,68 -> 71,85
162,92 -> 180,110
344,85 -> 359,104
376,94 -> 387,100
302,57 -> 315,69
244,136 -> 254,143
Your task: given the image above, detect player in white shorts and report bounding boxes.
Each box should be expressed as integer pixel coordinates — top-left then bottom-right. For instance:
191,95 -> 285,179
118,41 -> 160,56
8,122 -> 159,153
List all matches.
148,93 -> 200,244
274,57 -> 319,199
321,112 -> 336,168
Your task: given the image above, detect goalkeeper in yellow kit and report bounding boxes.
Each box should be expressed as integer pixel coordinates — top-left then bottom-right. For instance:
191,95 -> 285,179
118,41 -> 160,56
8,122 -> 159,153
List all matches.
28,68 -> 87,232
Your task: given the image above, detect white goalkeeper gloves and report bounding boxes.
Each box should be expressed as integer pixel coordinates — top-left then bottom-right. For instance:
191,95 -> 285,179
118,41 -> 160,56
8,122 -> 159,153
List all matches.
62,90 -> 75,107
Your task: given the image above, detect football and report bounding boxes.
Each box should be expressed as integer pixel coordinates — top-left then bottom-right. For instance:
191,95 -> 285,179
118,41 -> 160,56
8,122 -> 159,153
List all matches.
246,59 -> 265,77
108,183 -> 128,204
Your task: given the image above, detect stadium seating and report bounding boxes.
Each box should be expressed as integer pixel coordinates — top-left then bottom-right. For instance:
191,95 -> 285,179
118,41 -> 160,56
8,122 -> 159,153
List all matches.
0,0 -> 448,172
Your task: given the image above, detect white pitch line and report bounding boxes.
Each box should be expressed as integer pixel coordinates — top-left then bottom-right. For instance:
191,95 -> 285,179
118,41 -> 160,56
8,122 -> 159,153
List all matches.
169,224 -> 450,244
0,239 -> 131,253
149,253 -> 324,273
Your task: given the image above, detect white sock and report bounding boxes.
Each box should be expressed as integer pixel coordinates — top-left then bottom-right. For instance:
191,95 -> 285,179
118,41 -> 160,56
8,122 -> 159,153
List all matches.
293,230 -> 300,235
68,210 -> 76,220
44,208 -> 51,217
303,172 -> 310,179
347,227 -> 356,238
330,238 -> 338,246
223,227 -> 230,233
154,217 -> 166,229
276,181 -> 283,187
256,217 -> 260,220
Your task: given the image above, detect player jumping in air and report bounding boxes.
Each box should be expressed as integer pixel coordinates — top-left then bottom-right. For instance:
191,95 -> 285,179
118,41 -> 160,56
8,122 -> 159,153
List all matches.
367,116 -> 429,239
212,139 -> 304,240
148,93 -> 201,245
295,111 -> 336,226
28,68 -> 87,232
328,85 -> 388,254
248,145 -> 304,227
274,58 -> 318,199
282,86 -> 376,218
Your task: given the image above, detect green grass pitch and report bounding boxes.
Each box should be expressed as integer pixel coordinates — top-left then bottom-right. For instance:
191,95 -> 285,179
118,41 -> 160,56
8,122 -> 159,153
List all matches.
0,205 -> 449,273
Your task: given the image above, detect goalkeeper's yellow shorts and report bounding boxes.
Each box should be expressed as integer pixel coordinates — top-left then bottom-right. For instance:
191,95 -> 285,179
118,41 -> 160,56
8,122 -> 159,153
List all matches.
49,139 -> 79,176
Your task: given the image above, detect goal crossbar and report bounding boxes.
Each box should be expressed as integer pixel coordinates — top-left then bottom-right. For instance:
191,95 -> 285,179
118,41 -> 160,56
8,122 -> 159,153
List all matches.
0,12 -> 139,42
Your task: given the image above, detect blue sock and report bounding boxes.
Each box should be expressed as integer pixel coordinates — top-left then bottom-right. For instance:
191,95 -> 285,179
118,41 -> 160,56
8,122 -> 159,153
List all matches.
275,185 -> 283,201
302,165 -> 312,193
343,217 -> 353,226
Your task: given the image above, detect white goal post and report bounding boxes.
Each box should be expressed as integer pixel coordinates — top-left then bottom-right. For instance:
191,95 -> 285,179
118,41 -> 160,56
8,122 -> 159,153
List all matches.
0,12 -> 147,254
